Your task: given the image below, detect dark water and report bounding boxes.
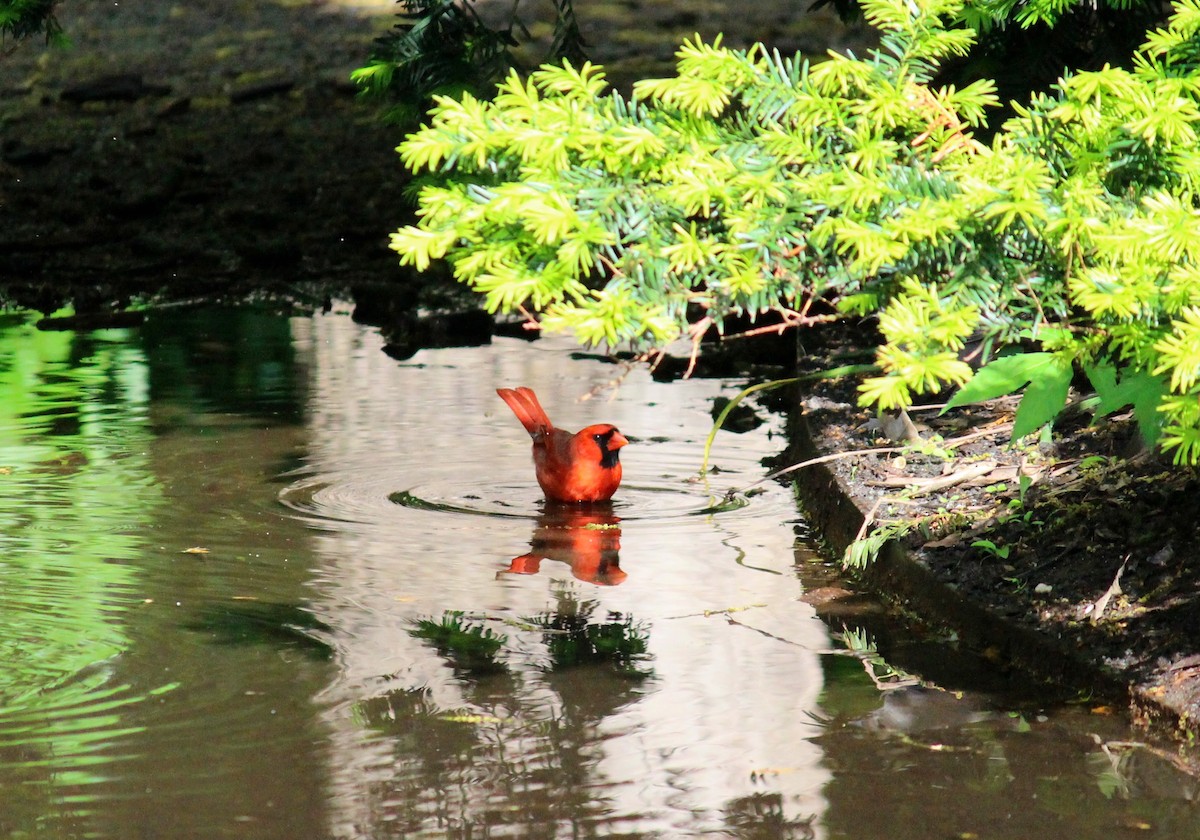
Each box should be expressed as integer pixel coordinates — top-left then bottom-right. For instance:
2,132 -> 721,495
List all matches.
1,306 -> 1197,839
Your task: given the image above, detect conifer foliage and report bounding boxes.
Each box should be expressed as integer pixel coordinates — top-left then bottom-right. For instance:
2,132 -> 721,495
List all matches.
392,0 -> 1200,464
0,0 -> 61,44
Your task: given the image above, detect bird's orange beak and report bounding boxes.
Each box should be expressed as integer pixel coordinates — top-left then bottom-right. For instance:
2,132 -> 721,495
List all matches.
610,430 -> 629,449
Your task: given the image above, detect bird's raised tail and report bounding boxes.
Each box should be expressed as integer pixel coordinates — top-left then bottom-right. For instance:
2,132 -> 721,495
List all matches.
497,387 -> 553,436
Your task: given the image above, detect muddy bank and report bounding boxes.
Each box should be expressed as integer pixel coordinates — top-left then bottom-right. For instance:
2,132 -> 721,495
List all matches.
0,0 -> 867,317
0,0 -> 406,313
785,325 -> 1200,750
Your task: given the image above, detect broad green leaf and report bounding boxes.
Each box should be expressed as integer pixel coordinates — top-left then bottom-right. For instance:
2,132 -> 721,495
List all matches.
942,352 -> 1060,411
1084,362 -> 1166,445
942,352 -> 1072,438
1011,358 -> 1072,438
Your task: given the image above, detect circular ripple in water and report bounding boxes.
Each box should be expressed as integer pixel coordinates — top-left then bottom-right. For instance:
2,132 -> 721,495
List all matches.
390,480 -> 748,520
278,466 -> 750,532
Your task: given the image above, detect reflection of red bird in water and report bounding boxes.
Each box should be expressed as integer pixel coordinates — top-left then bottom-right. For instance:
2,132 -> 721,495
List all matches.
501,506 -> 626,586
496,387 -> 628,503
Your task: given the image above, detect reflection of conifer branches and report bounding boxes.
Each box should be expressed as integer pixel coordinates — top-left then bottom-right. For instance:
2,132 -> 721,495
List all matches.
529,608 -> 652,678
724,793 -> 818,839
410,611 -> 508,675
548,0 -> 586,68
187,602 -> 335,660
355,685 -> 442,729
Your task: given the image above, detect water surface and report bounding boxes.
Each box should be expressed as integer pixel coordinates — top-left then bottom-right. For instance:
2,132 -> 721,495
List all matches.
0,307 -> 1196,839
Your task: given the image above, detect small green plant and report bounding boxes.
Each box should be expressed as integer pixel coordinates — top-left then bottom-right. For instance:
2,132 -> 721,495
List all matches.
1001,501 -> 1037,525
971,538 -> 1012,560
844,519 -> 914,568
1002,575 -> 1028,592
1017,473 -> 1033,505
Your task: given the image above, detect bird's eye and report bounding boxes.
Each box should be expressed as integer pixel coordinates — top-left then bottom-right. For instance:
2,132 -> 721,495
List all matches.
593,433 -> 603,442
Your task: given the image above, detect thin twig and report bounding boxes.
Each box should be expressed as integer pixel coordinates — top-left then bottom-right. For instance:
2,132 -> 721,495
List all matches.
684,316 -> 713,379
854,495 -> 889,545
719,420 -> 1015,500
580,361 -> 639,402
516,304 -> 541,330
902,460 -> 998,497
720,306 -> 840,341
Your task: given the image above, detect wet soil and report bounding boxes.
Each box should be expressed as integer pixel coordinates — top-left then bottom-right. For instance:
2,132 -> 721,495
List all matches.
0,0 -> 868,317
0,0 -> 408,314
7,0 -> 1200,749
787,323 -> 1200,748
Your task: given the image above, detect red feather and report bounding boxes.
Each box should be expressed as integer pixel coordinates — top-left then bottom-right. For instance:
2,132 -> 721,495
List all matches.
497,387 -> 628,503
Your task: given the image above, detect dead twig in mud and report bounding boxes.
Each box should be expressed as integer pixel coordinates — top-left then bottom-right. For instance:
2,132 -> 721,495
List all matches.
869,460 -> 999,494
1088,554 -> 1131,624
722,420 -> 1016,499
855,495 -> 888,545
763,445 -> 908,484
852,495 -> 922,546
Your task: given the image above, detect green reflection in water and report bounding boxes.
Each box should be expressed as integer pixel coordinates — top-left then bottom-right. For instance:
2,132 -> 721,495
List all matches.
357,601 -> 656,836
185,600 -> 335,660
0,318 -> 163,803
531,606 -> 652,679
410,611 -> 509,675
140,307 -> 304,421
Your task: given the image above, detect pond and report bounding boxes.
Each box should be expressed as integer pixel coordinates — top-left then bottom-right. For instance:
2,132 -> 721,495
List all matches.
1,305 -> 1198,839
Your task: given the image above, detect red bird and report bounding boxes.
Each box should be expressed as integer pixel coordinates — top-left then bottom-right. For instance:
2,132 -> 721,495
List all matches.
496,386 -> 628,503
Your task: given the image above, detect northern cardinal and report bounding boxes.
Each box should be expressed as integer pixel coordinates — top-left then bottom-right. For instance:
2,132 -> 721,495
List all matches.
496,387 -> 628,503
500,505 -> 626,586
